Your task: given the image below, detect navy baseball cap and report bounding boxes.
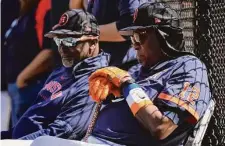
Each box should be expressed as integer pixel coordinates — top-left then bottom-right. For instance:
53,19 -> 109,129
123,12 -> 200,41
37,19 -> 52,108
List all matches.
119,2 -> 180,36
45,9 -> 100,38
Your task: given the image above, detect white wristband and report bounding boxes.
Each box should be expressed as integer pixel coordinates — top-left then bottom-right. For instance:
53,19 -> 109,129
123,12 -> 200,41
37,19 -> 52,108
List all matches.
123,83 -> 153,115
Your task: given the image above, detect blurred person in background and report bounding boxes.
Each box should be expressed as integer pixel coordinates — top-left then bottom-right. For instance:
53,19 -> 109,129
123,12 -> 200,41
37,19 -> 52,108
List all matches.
70,0 -> 140,70
1,0 -> 20,131
1,0 -> 20,90
3,0 -> 55,126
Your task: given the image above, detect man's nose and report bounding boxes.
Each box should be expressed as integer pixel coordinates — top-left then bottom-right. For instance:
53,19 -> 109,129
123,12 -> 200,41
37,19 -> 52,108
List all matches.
133,44 -> 141,50
61,45 -> 70,51
59,46 -> 69,53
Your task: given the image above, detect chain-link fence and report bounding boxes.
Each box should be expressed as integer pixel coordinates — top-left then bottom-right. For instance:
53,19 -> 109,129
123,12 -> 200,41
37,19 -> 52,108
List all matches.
162,0 -> 225,145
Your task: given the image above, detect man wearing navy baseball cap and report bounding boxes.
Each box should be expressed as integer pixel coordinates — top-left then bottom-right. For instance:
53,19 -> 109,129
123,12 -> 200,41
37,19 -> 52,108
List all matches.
1,9 -> 110,140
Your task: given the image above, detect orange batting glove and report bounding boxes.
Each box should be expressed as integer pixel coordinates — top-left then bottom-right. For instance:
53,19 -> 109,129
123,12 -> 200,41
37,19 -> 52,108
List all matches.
89,77 -> 121,102
89,67 -> 133,88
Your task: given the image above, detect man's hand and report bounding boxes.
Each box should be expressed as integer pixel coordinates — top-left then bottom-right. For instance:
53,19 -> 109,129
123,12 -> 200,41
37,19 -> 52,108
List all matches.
89,67 -> 132,87
89,77 -> 121,102
88,67 -> 132,102
16,73 -> 28,88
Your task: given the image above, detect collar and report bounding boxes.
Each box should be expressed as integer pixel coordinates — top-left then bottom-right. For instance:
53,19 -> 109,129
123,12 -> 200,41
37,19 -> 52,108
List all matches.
72,52 -> 110,79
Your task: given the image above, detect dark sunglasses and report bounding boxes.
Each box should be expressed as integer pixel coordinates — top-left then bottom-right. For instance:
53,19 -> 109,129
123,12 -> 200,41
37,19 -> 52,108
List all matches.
130,31 -> 148,46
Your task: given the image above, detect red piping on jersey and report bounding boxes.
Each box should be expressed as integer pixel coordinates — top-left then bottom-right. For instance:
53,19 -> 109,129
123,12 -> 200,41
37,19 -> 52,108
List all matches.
158,93 -> 199,122
35,0 -> 51,49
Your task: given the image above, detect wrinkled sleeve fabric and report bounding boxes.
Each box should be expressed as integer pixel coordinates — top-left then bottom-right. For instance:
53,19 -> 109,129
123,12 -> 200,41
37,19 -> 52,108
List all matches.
19,86 -> 95,140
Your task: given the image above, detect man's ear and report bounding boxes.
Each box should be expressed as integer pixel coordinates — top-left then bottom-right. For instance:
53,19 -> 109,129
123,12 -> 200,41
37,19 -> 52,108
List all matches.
89,41 -> 97,56
90,41 -> 96,50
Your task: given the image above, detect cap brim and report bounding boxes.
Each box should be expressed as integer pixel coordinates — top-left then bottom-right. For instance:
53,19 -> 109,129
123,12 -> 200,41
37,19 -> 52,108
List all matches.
44,29 -> 83,38
119,25 -> 155,36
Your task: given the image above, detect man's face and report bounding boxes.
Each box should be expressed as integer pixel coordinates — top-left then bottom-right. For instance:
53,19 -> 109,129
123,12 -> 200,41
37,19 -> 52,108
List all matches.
54,35 -> 98,67
131,29 -> 162,68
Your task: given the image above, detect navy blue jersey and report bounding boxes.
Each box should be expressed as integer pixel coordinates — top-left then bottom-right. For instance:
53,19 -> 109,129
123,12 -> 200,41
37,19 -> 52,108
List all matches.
11,52 -> 110,140
92,55 -> 211,146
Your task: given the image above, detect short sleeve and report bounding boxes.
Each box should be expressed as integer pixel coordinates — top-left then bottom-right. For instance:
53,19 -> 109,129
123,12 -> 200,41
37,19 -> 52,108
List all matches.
156,58 -> 211,125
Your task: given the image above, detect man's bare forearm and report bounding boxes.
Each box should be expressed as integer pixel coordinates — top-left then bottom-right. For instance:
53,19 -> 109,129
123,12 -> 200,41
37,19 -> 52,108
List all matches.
99,22 -> 126,42
17,49 -> 54,84
69,0 -> 126,42
135,104 -> 178,140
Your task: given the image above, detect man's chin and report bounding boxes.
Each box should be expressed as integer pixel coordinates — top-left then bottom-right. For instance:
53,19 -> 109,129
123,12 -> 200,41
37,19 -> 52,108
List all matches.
62,59 -> 74,68
137,59 -> 145,66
